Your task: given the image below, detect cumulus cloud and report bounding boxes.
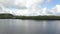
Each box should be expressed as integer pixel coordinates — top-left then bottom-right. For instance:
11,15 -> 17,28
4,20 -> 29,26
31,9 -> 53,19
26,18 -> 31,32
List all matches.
50,5 -> 60,16
0,0 -> 54,16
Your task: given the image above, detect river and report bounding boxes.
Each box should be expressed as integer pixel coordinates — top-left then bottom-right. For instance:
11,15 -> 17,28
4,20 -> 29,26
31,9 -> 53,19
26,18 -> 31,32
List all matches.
0,19 -> 60,34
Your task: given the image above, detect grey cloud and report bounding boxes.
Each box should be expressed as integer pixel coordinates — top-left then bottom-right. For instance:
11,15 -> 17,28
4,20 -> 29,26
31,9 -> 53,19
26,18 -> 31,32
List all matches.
3,4 -> 27,9
1,0 -> 27,9
46,10 -> 53,14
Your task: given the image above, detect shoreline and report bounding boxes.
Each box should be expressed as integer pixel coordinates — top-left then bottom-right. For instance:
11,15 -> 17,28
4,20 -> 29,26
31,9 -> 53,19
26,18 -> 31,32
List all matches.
0,13 -> 60,20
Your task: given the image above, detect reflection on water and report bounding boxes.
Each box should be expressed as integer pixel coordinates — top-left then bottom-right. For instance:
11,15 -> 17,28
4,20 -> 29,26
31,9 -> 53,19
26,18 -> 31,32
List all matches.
0,19 -> 60,34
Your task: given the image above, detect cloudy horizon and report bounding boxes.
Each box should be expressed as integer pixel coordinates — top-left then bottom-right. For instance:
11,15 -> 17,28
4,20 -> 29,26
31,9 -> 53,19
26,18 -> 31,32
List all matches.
0,0 -> 60,16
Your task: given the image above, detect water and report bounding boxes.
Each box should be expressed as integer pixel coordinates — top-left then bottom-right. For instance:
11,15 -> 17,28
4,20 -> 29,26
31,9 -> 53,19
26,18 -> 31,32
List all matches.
0,19 -> 60,34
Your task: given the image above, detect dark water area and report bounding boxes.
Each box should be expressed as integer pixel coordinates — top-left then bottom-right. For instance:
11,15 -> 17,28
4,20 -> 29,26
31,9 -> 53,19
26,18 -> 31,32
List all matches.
0,19 -> 60,34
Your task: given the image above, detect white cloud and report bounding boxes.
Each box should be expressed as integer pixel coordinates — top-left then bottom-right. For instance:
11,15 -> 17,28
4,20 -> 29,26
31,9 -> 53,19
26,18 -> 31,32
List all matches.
0,0 -> 53,16
56,5 -> 60,13
42,8 -> 47,15
50,5 -> 60,16
14,0 -> 44,7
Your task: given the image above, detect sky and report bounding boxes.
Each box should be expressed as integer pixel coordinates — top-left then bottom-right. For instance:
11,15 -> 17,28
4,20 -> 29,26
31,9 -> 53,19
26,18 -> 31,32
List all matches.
0,0 -> 60,16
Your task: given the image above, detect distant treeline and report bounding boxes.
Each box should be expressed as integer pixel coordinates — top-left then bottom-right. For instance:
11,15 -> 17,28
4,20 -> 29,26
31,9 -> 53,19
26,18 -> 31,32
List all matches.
0,13 -> 60,20
0,14 -> 13,19
15,16 -> 60,20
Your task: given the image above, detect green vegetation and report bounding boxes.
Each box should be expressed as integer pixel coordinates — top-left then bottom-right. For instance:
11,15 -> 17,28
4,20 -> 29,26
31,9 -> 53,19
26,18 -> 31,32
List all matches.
0,13 -> 60,20
15,16 -> 60,20
0,13 -> 13,19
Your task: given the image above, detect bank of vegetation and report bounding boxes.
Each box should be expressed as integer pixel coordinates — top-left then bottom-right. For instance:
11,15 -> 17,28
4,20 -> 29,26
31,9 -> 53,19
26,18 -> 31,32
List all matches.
0,13 -> 13,19
0,13 -> 60,20
15,16 -> 60,20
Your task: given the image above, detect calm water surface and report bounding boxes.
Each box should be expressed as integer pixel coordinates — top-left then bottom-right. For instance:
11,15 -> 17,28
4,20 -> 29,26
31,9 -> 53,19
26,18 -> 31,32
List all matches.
0,19 -> 60,34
